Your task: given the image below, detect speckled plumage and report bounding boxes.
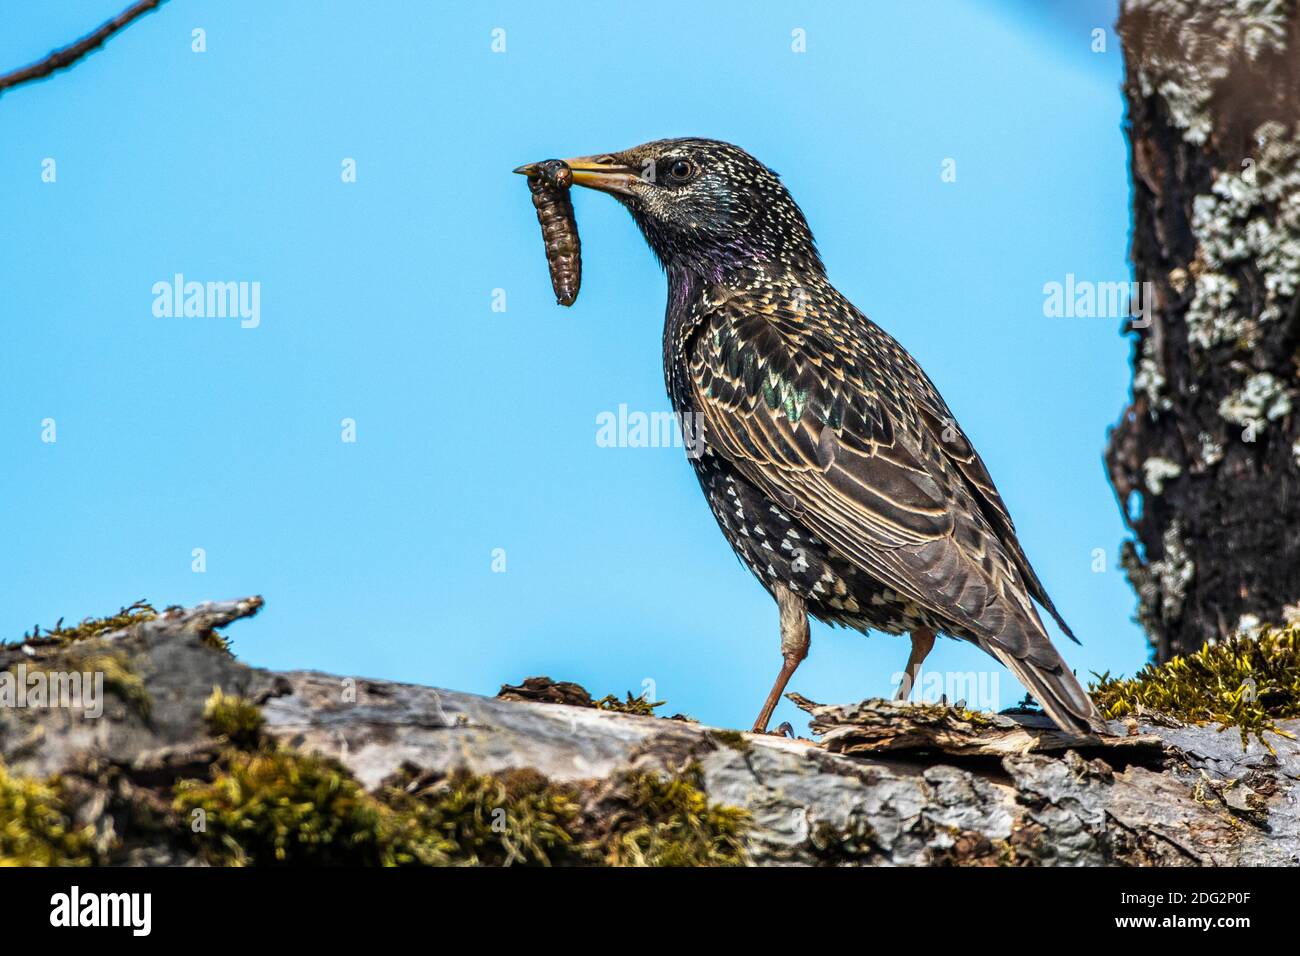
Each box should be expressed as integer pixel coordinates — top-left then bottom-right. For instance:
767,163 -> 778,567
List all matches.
559,138 -> 1105,736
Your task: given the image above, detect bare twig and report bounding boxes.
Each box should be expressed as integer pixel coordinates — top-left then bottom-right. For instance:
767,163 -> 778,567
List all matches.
0,0 -> 169,97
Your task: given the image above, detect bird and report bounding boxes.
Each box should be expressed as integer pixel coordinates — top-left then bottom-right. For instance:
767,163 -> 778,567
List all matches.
520,138 -> 1107,737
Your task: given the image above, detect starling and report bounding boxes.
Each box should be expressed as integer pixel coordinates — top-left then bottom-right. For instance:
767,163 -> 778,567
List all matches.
519,139 -> 1106,737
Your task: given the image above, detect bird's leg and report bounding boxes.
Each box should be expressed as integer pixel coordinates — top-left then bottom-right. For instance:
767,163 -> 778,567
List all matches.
894,627 -> 937,701
752,583 -> 810,733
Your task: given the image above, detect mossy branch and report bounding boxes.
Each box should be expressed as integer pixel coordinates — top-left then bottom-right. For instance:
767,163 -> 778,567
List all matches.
1090,622 -> 1300,748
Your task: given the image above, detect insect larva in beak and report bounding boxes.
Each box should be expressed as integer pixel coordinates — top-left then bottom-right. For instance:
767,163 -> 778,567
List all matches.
525,159 -> 581,307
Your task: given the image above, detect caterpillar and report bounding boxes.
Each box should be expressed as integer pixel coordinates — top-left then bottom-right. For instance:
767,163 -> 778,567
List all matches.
525,160 -> 581,307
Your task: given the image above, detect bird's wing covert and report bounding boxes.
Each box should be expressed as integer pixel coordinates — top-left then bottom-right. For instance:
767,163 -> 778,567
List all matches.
688,302 -> 1055,666
902,355 -> 1079,642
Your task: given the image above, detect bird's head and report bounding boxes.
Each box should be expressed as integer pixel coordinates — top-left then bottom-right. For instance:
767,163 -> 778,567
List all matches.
518,138 -> 824,281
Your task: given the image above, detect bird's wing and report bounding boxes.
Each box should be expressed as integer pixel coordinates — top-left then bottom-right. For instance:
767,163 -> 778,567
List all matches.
687,298 -> 1088,693
901,357 -> 1079,643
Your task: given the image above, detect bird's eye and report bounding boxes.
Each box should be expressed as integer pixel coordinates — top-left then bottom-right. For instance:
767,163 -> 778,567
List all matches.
668,159 -> 695,182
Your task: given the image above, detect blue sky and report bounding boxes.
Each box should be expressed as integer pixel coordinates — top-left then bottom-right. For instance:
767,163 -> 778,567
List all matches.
1,0 -> 1142,731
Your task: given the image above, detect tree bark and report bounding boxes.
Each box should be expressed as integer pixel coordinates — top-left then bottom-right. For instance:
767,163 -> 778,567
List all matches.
3,598 -> 1298,866
1108,0 -> 1300,661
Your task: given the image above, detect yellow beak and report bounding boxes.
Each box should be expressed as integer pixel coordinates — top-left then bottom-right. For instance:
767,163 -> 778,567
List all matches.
513,155 -> 640,197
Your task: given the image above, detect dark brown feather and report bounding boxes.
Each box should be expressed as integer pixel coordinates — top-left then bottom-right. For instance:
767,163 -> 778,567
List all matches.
684,277 -> 1104,734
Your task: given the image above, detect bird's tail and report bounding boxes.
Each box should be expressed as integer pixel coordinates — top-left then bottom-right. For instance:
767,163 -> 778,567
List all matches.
982,641 -> 1108,737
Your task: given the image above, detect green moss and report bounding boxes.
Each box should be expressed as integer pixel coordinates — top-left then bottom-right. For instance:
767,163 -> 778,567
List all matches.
69,649 -> 150,720
16,601 -> 156,645
593,692 -> 665,717
197,628 -> 233,656
498,677 -> 679,718
15,600 -> 231,655
11,649 -> 152,721
707,729 -> 753,754
176,689 -> 582,867
1090,623 -> 1300,749
381,767 -> 583,867
595,762 -> 749,867
807,815 -> 877,865
900,699 -> 999,729
390,763 -> 749,867
202,687 -> 266,749
173,746 -> 444,866
171,720 -> 748,867
0,762 -> 95,866
7,603 -> 156,720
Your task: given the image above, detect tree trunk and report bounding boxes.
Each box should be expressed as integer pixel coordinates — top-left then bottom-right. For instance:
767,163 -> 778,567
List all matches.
1108,0 -> 1300,662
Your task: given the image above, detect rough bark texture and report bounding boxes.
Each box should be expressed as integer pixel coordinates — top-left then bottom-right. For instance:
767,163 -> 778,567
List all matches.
1108,0 -> 1300,660
2,599 -> 1298,866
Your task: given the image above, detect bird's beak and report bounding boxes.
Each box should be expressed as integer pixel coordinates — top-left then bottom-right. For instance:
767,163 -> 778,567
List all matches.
513,156 -> 640,197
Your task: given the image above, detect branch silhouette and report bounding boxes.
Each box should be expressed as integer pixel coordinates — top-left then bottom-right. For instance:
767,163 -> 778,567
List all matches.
0,0 -> 169,97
